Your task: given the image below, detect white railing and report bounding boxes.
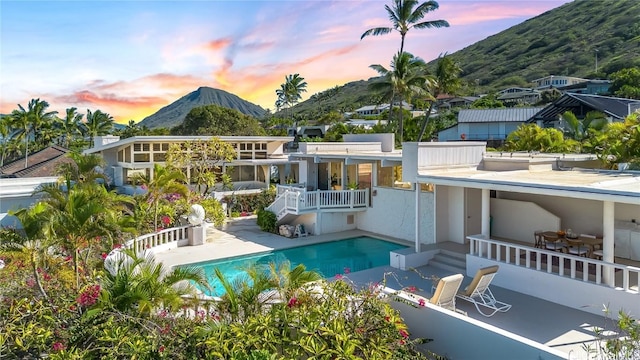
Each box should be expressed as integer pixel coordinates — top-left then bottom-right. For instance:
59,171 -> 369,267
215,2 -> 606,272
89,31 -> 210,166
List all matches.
124,225 -> 190,253
467,235 -> 640,293
276,183 -> 306,195
269,188 -> 369,220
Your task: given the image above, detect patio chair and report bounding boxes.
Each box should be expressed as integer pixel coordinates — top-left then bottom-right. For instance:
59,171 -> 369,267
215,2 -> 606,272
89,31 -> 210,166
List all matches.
456,265 -> 512,317
543,233 -> 566,252
428,273 -> 465,312
294,223 -> 309,237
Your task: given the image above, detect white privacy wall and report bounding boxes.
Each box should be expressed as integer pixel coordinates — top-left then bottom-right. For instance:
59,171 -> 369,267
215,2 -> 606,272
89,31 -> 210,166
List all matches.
490,198 -> 561,244
356,187 -> 434,243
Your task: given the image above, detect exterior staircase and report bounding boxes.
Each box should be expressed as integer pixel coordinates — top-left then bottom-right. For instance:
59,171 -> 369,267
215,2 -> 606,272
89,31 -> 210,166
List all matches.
428,249 -> 467,274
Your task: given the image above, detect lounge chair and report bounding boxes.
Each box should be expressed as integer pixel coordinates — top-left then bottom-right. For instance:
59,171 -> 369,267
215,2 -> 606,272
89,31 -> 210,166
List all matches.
456,265 -> 512,317
428,273 -> 465,312
294,223 -> 309,237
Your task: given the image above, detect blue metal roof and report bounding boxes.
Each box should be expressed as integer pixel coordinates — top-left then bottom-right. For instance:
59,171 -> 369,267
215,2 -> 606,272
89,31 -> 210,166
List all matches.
458,107 -> 545,123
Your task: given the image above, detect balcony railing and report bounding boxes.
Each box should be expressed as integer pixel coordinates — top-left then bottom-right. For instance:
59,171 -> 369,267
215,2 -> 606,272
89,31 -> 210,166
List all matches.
467,235 -> 640,294
124,225 -> 190,253
267,187 -> 369,220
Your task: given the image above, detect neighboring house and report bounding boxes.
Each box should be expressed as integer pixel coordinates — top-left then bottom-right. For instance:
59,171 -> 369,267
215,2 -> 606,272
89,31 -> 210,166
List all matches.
528,93 -> 640,127
532,75 -> 589,89
557,79 -> 611,95
353,102 -> 412,117
83,135 -> 296,191
0,145 -> 71,178
438,96 -> 479,109
497,87 -> 541,105
438,107 -> 543,146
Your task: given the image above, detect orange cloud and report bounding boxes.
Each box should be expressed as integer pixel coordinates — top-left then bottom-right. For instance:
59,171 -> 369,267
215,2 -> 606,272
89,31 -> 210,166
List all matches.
203,37 -> 232,51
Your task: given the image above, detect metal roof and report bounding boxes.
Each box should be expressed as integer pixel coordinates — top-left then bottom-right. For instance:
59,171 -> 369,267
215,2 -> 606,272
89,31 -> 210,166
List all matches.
458,107 -> 544,123
529,93 -> 640,123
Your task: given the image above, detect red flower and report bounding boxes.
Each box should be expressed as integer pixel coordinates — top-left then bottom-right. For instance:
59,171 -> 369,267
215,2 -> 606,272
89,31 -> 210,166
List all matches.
399,329 -> 409,338
343,267 -> 351,274
52,342 -> 66,352
101,252 -> 108,260
334,274 -> 343,280
159,345 -> 165,353
77,284 -> 101,307
287,297 -> 299,308
384,316 -> 390,322
406,286 -> 417,293
418,298 -> 426,307
113,244 -> 123,249
161,216 -> 171,226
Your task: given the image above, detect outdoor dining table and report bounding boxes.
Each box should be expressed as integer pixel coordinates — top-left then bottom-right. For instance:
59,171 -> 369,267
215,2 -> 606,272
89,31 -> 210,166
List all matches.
540,231 -> 603,257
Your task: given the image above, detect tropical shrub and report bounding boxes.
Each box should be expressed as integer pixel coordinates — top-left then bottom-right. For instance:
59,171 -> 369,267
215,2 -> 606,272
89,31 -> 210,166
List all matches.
257,210 -> 277,233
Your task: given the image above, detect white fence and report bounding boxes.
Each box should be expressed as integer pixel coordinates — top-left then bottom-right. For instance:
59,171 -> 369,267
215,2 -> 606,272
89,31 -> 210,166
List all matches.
124,225 -> 190,253
267,188 -> 369,221
467,235 -> 640,293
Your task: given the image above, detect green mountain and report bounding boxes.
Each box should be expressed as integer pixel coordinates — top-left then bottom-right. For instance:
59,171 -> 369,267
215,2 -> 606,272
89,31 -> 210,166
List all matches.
286,0 -> 639,119
139,87 -> 266,129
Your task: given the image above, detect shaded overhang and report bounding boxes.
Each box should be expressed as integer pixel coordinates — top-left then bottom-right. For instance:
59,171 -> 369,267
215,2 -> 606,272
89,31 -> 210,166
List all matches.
416,169 -> 640,205
289,153 -> 402,167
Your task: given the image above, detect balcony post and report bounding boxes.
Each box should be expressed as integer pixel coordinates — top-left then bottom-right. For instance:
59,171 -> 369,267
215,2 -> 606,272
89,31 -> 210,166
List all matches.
603,200 -> 615,286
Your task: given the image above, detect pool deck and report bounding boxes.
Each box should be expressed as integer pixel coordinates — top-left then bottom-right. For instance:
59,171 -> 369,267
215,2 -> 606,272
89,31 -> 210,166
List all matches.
153,216 -> 623,360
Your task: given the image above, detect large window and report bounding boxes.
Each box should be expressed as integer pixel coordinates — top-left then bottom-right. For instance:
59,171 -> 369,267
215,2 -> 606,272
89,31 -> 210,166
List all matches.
228,165 -> 256,182
233,142 -> 267,160
376,162 -> 412,189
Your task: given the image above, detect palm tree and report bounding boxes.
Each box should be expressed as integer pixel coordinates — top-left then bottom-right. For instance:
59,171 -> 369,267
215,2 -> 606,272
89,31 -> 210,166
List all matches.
27,98 -> 58,149
133,163 -> 189,230
4,202 -> 53,300
97,249 -> 209,316
0,115 -> 12,166
83,109 -> 114,147
417,54 -> 462,141
370,51 -> 429,144
275,74 -> 307,125
57,107 -> 84,148
9,104 -> 31,168
360,0 -> 449,54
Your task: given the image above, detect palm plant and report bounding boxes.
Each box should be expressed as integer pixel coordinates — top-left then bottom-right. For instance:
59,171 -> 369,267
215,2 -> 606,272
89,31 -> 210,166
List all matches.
132,163 -> 189,231
370,51 -> 429,144
9,103 -> 32,168
560,110 -> 607,148
97,249 -> 209,316
57,107 -> 84,148
275,74 -> 307,125
4,202 -> 53,300
417,54 -> 462,141
267,261 -> 322,300
361,0 -> 449,54
83,109 -> 114,147
27,98 -> 58,149
0,115 -> 12,166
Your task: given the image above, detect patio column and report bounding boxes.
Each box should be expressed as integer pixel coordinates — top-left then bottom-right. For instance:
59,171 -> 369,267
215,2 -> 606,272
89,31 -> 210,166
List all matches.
603,201 -> 615,285
415,183 -> 420,252
481,188 -> 490,238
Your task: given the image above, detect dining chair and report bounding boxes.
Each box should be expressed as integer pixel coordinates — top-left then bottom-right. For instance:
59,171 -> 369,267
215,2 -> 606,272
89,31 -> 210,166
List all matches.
566,238 -> 589,257
543,234 -> 566,252
534,230 -> 545,248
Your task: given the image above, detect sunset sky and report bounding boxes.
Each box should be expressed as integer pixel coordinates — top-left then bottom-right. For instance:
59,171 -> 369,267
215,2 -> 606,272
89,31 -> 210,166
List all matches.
0,0 -> 571,124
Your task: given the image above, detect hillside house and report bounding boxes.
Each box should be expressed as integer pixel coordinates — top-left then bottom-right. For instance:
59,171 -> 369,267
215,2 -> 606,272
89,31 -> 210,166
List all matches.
497,87 -> 541,105
532,75 -> 589,89
438,107 -> 543,146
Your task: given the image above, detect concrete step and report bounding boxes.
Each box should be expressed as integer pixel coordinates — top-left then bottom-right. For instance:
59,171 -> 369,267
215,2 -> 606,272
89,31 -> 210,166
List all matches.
429,252 -> 466,273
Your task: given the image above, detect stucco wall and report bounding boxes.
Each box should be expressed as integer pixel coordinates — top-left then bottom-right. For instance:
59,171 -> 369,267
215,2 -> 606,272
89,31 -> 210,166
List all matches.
356,187 -> 434,243
491,198 -> 561,244
498,192 -> 640,235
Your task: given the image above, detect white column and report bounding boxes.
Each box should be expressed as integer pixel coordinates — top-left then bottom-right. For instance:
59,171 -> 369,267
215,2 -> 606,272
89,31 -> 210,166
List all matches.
415,183 -> 420,252
481,188 -> 490,238
603,201 -> 615,285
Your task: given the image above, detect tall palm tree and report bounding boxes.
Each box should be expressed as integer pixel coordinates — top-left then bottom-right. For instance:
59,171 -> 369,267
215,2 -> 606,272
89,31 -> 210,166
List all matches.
275,74 -> 307,125
27,98 -> 58,149
57,107 -> 84,148
417,54 -> 462,141
360,0 -> 449,54
83,109 -> 114,147
9,103 -> 31,168
0,115 -> 12,166
370,51 -> 429,144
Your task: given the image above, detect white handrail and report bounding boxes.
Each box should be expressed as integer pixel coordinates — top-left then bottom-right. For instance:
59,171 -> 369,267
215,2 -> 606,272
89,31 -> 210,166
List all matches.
467,235 -> 640,294
124,225 -> 190,253
269,189 -> 369,221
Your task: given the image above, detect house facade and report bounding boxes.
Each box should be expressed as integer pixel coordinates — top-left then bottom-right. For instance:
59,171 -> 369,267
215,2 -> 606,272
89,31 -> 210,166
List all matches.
529,93 -> 640,127
497,87 -> 541,105
83,135 -> 296,191
532,75 -> 589,89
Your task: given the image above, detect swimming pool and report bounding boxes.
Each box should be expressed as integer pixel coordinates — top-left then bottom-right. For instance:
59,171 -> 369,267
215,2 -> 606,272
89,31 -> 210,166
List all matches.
187,236 -> 408,296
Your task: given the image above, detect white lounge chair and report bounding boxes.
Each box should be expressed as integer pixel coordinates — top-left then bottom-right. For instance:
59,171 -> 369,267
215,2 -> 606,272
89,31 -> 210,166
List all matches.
294,223 -> 309,237
456,265 -> 512,317
428,273 -> 465,312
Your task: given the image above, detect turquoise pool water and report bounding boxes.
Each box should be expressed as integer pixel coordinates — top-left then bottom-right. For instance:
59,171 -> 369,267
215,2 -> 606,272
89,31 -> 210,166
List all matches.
187,236 -> 408,296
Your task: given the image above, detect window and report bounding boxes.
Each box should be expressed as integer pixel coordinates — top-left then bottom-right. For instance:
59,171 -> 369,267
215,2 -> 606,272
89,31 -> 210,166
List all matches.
377,162 -> 412,189
134,153 -> 150,162
118,150 -> 123,162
